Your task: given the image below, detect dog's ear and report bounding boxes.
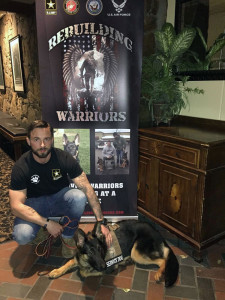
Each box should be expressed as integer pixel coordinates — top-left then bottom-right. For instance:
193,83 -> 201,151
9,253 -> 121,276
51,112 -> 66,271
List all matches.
63,134 -> 68,145
74,228 -> 86,248
74,134 -> 80,146
92,222 -> 104,242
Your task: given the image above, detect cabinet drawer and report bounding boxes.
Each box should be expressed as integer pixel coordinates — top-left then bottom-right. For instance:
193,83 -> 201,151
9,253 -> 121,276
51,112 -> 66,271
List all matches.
161,143 -> 200,168
139,137 -> 162,155
139,137 -> 200,168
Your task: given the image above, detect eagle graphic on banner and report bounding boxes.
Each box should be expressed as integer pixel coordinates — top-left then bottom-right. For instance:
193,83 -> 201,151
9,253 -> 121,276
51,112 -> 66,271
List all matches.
63,36 -> 118,112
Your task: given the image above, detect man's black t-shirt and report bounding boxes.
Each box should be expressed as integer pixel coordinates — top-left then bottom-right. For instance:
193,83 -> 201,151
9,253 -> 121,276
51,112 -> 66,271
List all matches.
10,148 -> 83,198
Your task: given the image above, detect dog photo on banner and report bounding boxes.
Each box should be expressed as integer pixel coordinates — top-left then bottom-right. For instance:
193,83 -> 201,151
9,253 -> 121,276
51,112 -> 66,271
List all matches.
95,129 -> 130,175
54,129 -> 90,174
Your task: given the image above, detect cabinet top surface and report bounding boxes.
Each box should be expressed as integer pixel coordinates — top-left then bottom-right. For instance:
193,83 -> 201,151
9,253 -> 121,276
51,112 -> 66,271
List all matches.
139,126 -> 225,145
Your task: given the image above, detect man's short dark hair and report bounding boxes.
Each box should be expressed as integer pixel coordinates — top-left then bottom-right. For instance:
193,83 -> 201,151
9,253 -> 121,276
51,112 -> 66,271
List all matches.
113,132 -> 118,137
27,120 -> 53,138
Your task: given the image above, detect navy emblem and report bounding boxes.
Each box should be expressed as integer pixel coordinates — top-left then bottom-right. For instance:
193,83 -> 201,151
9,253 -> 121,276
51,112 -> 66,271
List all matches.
86,0 -> 103,16
63,0 -> 80,15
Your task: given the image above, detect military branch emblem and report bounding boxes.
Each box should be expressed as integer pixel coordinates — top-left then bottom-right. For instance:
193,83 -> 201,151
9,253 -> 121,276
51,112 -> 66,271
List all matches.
111,0 -> 127,13
46,0 -> 57,15
52,169 -> 62,180
63,0 -> 80,15
86,0 -> 103,16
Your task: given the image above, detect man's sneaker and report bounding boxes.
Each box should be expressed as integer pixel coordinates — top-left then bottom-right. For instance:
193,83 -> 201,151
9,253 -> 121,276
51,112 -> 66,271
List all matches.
29,227 -> 49,245
62,237 -> 76,258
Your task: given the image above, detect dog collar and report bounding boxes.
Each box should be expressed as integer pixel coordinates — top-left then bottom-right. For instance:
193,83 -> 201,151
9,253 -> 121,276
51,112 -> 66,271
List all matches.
99,218 -> 108,226
105,230 -> 123,268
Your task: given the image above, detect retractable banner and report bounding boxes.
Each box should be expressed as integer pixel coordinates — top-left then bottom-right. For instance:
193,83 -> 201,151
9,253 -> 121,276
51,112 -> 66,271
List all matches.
35,0 -> 144,221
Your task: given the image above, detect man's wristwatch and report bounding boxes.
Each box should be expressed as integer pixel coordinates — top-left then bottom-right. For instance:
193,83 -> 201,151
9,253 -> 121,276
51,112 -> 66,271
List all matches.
99,218 -> 108,226
43,218 -> 49,230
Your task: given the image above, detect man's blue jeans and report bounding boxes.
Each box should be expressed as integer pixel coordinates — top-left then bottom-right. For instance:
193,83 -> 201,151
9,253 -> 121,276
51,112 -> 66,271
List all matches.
12,187 -> 87,245
116,149 -> 124,165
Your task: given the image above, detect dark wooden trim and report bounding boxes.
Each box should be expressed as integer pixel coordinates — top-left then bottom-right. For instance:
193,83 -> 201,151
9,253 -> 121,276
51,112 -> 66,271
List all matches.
0,1 -> 35,14
172,115 -> 225,131
175,70 -> 225,81
0,126 -> 26,160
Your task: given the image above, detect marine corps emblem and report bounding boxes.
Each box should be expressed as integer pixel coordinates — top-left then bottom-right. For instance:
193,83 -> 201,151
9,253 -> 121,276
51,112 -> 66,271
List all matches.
63,0 -> 80,15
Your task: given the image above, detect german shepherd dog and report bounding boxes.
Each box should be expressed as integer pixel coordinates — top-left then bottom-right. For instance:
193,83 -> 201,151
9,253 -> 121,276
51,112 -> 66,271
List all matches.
97,157 -> 104,172
121,151 -> 129,168
63,133 -> 80,163
48,220 -> 179,287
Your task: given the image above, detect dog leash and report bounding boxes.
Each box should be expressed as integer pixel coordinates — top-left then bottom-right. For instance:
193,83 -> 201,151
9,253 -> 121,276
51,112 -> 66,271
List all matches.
35,216 -> 78,258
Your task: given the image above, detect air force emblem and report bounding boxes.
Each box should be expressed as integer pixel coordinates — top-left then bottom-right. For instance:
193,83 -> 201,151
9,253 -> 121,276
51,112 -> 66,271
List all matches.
111,0 -> 127,13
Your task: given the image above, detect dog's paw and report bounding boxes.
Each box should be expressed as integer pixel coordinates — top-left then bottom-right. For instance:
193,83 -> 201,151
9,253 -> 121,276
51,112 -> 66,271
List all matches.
48,269 -> 61,279
80,269 -> 103,278
108,224 -> 120,231
154,271 -> 164,284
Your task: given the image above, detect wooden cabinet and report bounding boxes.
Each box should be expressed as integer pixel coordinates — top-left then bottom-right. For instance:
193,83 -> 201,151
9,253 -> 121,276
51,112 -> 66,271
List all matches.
138,116 -> 225,260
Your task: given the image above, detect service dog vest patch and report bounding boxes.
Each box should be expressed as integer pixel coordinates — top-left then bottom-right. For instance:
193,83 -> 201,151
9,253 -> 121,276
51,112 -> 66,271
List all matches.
105,230 -> 123,268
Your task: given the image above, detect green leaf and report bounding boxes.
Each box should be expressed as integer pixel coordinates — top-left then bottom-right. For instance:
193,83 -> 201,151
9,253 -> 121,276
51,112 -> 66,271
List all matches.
170,28 -> 196,64
155,23 -> 176,56
162,23 -> 176,49
196,27 -> 208,51
206,38 -> 225,60
155,31 -> 170,56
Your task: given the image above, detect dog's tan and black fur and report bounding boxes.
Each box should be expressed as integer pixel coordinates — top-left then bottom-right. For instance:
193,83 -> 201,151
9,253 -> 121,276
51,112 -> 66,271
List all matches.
63,133 -> 80,162
97,157 -> 104,172
121,151 -> 129,168
49,220 -> 179,287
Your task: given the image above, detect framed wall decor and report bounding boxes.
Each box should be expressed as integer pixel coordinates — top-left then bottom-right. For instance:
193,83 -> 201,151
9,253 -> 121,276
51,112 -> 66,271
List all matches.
175,0 -> 225,80
0,47 -> 5,92
9,35 -> 25,92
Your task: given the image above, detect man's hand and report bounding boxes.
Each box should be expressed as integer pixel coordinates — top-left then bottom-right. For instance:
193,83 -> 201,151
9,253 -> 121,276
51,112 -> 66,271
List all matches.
46,220 -> 63,238
101,225 -> 112,248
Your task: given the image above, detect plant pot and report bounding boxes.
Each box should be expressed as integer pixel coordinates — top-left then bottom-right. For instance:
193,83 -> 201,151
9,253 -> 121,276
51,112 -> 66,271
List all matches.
138,101 -> 153,128
152,103 -> 173,126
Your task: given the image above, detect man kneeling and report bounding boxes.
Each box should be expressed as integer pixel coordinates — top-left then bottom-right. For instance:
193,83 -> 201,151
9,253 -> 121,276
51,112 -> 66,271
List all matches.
9,120 -> 111,258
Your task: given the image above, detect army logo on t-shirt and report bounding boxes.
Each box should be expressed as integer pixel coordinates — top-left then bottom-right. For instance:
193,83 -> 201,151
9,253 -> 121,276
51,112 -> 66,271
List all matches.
52,169 -> 62,180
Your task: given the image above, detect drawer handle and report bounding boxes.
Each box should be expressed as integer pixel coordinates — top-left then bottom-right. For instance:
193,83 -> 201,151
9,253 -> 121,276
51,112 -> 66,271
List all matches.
175,152 -> 180,158
145,183 -> 149,190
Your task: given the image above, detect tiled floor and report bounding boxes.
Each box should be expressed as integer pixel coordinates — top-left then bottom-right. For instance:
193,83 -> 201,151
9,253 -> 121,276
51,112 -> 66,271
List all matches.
0,220 -> 225,300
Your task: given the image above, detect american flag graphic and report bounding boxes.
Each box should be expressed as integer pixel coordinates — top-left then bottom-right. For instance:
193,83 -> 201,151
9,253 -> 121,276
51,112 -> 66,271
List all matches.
63,35 -> 118,112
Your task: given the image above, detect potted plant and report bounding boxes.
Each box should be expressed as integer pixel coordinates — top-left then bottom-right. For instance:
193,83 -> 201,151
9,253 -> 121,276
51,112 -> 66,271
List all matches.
140,23 -> 204,126
180,27 -> 225,71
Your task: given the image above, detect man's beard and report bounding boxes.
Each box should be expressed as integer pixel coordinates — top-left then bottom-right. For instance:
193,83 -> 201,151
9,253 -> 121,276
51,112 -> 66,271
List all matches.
31,146 -> 52,158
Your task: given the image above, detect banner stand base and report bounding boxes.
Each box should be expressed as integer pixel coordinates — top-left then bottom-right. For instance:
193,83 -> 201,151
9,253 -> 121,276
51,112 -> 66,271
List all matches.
81,215 -> 138,223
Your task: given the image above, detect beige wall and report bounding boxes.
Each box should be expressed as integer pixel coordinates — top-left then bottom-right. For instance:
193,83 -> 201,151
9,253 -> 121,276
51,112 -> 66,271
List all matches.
180,81 -> 225,120
167,0 -> 225,121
